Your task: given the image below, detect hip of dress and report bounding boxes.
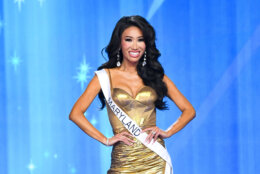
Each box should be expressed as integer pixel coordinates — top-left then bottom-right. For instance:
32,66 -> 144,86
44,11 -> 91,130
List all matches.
107,136 -> 166,174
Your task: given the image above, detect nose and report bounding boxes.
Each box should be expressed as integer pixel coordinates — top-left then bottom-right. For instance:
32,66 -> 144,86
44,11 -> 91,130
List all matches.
132,40 -> 137,49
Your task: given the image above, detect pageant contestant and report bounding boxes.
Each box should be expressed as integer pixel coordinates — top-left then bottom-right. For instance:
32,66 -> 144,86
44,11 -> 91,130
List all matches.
69,15 -> 196,173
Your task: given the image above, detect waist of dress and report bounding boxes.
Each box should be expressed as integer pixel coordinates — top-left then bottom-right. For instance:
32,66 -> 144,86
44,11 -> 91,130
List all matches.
113,124 -> 156,135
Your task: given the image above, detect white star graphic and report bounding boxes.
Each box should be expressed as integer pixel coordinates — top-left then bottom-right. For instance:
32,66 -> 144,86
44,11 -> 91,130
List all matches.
14,0 -> 25,11
27,159 -> 35,173
75,71 -> 88,90
68,164 -> 77,174
78,56 -> 90,73
10,52 -> 22,72
74,55 -> 91,90
53,153 -> 58,159
44,151 -> 50,158
90,117 -> 97,126
70,167 -> 77,173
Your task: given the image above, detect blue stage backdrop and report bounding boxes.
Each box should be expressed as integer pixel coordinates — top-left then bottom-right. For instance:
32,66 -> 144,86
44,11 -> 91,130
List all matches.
0,0 -> 259,174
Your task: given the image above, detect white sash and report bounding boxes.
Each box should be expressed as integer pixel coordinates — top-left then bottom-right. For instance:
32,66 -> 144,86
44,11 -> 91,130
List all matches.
95,69 -> 173,174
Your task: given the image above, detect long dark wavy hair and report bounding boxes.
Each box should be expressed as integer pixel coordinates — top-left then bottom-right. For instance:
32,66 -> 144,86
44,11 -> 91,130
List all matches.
97,15 -> 168,110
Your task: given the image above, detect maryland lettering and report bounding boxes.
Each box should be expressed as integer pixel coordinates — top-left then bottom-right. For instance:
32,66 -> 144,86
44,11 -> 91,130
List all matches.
108,97 -> 141,136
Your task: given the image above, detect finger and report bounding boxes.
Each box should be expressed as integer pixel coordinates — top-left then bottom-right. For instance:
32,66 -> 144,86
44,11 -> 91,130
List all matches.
145,130 -> 153,142
146,129 -> 156,143
153,130 -> 160,144
120,131 -> 133,137
141,127 -> 154,133
120,133 -> 134,141
122,138 -> 134,146
109,137 -> 118,145
115,133 -> 126,139
119,134 -> 135,143
126,138 -> 135,143
121,134 -> 136,143
127,137 -> 136,143
120,131 -> 129,135
145,132 -> 151,142
147,128 -> 158,143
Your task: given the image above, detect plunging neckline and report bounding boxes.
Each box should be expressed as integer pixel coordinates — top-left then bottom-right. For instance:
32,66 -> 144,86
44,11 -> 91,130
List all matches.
112,86 -> 150,99
107,68 -> 154,99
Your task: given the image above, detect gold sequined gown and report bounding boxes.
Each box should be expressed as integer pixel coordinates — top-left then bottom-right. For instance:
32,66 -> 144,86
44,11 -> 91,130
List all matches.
106,69 -> 166,174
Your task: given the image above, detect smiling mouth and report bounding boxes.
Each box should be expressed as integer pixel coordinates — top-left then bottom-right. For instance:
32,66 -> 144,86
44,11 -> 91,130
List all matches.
129,51 -> 140,58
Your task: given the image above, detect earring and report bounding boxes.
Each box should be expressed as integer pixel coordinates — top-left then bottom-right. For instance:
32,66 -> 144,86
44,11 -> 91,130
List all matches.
117,49 -> 121,67
142,51 -> 147,66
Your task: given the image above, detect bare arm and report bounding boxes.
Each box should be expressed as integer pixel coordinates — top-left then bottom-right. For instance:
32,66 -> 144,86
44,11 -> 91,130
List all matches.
142,74 -> 196,143
163,74 -> 196,137
69,74 -> 107,145
69,71 -> 135,146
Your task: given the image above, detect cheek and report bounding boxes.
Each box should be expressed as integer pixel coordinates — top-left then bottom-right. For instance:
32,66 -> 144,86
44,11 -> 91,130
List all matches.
140,44 -> 146,50
121,42 -> 128,56
121,40 -> 129,49
139,42 -> 146,50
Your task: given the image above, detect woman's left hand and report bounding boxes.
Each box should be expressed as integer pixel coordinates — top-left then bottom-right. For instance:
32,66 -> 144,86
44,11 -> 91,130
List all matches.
141,126 -> 170,144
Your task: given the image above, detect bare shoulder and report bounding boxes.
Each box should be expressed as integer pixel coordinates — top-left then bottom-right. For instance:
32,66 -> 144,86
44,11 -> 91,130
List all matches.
162,73 -> 180,99
163,74 -> 170,82
69,71 -> 102,115
162,73 -> 195,112
91,72 -> 100,85
163,74 -> 177,87
82,71 -> 101,93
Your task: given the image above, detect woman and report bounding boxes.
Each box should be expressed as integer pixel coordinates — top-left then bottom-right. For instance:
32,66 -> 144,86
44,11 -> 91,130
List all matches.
69,15 -> 196,173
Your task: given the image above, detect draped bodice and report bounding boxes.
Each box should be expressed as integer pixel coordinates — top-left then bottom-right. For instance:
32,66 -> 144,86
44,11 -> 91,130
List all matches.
105,69 -> 158,134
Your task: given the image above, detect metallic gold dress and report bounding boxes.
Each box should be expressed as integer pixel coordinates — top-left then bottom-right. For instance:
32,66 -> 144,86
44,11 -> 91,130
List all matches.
106,69 -> 166,174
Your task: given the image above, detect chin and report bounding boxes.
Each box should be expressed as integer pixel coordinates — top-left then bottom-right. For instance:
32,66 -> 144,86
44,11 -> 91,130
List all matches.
128,58 -> 141,64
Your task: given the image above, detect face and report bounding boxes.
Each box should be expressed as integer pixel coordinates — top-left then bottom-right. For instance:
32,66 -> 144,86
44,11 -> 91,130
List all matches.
120,26 -> 146,65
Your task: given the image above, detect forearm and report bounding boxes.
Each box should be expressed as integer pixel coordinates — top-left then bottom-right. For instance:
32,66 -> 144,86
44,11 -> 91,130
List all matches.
69,113 -> 107,145
166,109 -> 196,137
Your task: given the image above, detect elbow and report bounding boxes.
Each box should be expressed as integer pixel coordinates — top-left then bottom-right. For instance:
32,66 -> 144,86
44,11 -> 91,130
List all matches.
184,106 -> 196,120
69,110 -> 84,121
191,107 -> 196,119
182,107 -> 196,120
69,112 -> 76,121
69,114 -> 74,121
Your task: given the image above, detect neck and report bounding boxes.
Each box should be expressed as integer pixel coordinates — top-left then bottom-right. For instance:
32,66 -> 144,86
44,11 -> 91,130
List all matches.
119,59 -> 138,73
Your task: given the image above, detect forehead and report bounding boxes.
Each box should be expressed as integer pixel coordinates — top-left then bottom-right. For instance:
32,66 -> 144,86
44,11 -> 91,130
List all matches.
122,26 -> 143,37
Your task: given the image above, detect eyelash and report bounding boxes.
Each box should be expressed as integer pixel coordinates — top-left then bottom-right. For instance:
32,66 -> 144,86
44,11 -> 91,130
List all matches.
125,38 -> 144,42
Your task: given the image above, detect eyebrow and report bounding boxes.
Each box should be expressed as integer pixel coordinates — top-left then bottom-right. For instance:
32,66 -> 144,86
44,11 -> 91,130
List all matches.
124,36 -> 144,38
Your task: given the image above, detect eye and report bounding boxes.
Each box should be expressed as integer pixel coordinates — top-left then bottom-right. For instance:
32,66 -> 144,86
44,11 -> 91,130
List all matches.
125,38 -> 132,42
138,38 -> 145,42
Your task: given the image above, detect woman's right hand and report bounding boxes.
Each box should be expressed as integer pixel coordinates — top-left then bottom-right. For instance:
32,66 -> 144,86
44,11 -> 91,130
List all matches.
107,132 -> 135,146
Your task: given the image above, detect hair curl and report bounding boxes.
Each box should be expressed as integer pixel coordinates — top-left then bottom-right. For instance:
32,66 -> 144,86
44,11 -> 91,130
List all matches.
97,15 -> 168,110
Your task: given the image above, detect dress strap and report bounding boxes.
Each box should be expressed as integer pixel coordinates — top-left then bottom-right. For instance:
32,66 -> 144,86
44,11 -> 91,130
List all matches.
107,68 -> 113,89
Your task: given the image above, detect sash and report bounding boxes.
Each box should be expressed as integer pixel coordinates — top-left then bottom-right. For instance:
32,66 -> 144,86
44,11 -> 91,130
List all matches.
95,69 -> 173,174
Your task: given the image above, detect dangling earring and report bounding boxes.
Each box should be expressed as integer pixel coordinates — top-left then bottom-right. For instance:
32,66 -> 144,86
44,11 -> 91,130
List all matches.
117,49 -> 121,67
142,51 -> 147,66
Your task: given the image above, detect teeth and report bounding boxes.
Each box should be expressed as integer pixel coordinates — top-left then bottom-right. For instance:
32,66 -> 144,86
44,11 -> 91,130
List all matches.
129,52 -> 139,56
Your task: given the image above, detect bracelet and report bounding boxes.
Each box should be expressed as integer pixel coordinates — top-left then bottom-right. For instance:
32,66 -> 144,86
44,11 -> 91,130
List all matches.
106,138 -> 109,146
